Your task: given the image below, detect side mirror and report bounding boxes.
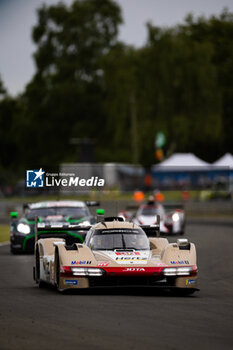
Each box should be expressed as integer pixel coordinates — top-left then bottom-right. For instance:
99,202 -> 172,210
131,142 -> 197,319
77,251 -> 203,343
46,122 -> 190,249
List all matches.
96,209 -> 105,223
96,209 -> 105,215
10,211 -> 18,219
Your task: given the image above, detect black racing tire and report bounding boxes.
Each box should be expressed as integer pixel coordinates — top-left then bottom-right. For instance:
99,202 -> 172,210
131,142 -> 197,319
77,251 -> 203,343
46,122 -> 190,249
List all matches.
10,245 -> 20,254
35,246 -> 40,283
38,281 -> 47,288
55,250 -> 65,293
55,249 -> 60,290
180,289 -> 196,296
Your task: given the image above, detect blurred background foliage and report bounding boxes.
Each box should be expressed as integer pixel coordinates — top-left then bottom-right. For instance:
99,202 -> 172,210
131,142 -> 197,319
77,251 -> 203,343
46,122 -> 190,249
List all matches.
0,0 -> 233,183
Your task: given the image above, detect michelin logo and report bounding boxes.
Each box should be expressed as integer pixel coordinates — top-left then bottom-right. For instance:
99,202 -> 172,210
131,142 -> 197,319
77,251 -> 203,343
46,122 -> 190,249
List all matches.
26,169 -> 45,188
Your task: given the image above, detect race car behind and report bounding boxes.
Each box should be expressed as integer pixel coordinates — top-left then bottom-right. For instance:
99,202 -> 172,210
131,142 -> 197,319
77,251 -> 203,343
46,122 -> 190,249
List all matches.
10,200 -> 98,253
119,199 -> 185,235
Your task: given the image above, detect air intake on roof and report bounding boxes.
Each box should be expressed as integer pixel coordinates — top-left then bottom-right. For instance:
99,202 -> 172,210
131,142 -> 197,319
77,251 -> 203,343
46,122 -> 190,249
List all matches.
104,217 -> 124,222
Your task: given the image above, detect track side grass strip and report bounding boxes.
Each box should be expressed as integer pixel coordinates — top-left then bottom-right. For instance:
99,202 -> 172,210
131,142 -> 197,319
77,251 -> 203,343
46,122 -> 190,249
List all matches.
0,225 -> 10,243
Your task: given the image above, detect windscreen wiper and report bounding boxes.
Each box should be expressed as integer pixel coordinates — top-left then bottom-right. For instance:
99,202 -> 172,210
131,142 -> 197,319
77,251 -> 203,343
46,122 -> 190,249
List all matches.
121,234 -> 126,249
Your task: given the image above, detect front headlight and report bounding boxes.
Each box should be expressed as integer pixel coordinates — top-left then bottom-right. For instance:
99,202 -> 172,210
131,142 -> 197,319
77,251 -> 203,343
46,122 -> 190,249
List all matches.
71,267 -> 104,276
172,213 -> 180,222
17,223 -> 30,234
162,266 -> 192,276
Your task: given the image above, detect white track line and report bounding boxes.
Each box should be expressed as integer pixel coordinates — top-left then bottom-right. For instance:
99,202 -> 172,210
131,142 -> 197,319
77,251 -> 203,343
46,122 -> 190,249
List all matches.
0,241 -> 10,247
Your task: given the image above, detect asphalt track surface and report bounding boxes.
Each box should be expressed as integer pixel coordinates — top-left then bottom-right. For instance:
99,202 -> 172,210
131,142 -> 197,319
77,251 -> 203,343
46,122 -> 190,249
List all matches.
0,221 -> 233,350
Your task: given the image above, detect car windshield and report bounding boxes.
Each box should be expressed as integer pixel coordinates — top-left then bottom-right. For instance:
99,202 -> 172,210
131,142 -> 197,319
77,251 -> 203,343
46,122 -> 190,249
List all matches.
138,206 -> 165,216
88,228 -> 150,250
25,207 -> 89,220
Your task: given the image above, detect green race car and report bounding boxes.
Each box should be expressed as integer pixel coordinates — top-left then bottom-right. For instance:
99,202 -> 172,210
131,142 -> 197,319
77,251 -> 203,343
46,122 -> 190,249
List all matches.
10,200 -> 98,253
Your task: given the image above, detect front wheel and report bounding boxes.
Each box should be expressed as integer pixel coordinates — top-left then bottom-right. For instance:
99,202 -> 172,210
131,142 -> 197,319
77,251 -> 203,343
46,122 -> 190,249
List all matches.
35,246 -> 40,283
38,281 -> 47,288
10,245 -> 20,254
55,249 -> 61,291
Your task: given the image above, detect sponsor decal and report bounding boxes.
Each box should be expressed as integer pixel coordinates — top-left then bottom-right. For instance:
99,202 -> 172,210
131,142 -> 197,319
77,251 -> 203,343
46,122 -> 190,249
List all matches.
103,251 -> 149,265
123,268 -> 145,272
65,280 -> 78,285
26,169 -> 105,189
97,261 -> 110,267
26,168 -> 44,187
115,252 -> 140,256
71,260 -> 92,265
116,257 -> 147,261
170,260 -> 189,265
46,176 -> 104,187
103,229 -> 140,234
186,279 -> 196,286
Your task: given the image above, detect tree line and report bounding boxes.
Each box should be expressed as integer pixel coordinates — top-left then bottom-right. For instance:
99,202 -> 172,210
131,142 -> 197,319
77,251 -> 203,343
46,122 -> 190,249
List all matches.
0,0 -> 232,185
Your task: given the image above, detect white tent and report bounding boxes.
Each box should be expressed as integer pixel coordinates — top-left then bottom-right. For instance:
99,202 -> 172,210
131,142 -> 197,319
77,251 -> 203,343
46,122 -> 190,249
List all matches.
153,153 -> 210,168
213,153 -> 233,168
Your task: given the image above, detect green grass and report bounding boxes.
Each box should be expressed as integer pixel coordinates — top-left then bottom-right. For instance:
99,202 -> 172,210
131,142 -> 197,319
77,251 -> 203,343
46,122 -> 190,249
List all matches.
0,225 -> 10,243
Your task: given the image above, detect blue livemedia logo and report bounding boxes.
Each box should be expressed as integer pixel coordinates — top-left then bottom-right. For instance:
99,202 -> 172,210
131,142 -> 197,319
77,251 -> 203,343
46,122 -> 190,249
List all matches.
26,169 -> 45,188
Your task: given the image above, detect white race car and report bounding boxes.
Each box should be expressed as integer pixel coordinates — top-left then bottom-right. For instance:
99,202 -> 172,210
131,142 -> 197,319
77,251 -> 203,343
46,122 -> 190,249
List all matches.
120,202 -> 185,235
33,216 -> 198,294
